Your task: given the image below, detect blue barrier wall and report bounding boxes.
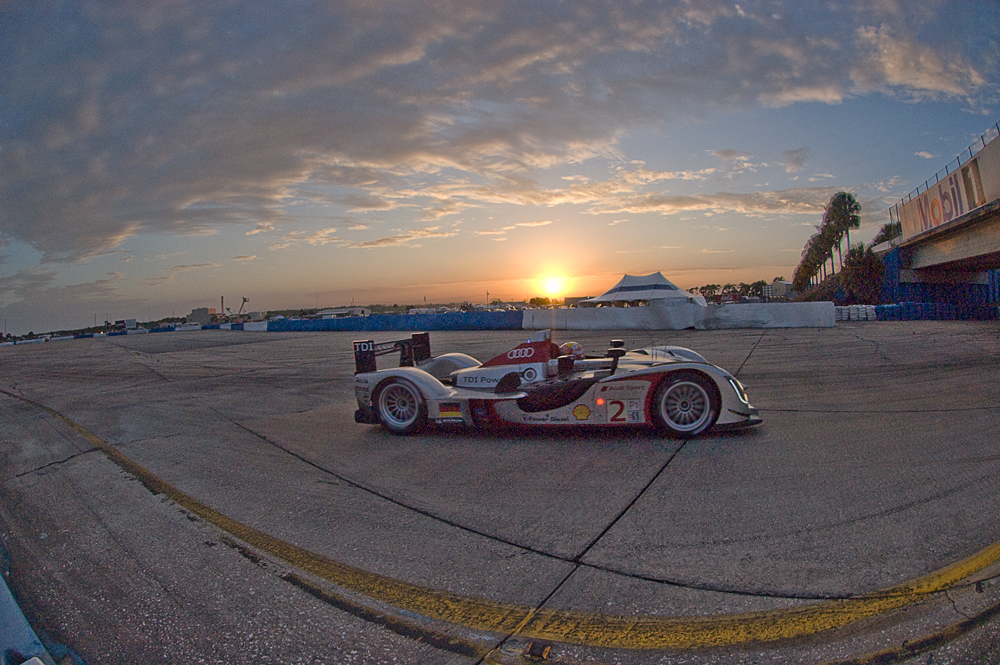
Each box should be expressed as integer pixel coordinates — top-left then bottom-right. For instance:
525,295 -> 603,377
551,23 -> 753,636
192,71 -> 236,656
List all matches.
266,310 -> 524,332
881,247 -> 999,319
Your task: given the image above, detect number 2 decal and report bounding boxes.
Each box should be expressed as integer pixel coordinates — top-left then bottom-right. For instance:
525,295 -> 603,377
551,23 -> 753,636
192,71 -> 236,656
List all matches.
608,400 -> 626,423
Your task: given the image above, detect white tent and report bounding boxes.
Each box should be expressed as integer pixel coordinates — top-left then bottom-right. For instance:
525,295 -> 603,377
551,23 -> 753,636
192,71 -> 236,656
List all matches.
581,272 -> 706,306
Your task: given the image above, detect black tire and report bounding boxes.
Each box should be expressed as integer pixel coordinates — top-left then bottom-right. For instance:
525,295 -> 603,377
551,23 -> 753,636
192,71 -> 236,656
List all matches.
375,378 -> 427,434
653,372 -> 719,437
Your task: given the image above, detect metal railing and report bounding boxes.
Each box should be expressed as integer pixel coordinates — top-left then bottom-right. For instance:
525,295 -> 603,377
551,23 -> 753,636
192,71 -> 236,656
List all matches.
889,121 -> 1000,225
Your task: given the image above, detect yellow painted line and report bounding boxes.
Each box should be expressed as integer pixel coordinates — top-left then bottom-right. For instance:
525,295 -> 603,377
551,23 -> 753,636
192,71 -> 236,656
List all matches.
8,387 -> 1000,651
815,594 -> 1000,665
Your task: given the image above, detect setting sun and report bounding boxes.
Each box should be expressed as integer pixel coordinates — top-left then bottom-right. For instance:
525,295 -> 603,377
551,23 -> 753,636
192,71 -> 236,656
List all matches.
539,275 -> 569,299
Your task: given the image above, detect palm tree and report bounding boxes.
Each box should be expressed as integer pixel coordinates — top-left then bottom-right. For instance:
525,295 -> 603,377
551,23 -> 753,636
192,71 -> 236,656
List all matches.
794,234 -> 824,291
748,280 -> 767,297
826,192 -> 861,258
795,192 -> 863,291
872,221 -> 902,246
699,284 -> 720,297
819,222 -> 839,274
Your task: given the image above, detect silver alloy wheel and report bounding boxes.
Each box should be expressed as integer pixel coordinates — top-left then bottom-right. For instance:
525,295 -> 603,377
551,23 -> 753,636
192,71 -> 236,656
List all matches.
375,379 -> 426,434
655,374 -> 716,436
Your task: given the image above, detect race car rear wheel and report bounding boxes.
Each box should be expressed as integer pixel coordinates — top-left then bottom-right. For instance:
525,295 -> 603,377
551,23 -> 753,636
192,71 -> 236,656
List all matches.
375,378 -> 427,434
653,372 -> 718,437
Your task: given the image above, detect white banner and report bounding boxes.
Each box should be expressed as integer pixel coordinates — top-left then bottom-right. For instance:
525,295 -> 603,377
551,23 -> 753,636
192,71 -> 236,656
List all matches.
898,133 -> 999,241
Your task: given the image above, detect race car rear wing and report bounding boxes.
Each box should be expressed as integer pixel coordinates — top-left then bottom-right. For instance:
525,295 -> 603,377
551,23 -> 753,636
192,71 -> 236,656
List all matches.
353,332 -> 431,374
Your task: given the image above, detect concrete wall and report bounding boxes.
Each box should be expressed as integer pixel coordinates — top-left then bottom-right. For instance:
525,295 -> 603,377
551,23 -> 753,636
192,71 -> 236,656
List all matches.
523,301 -> 835,330
701,302 -> 835,329
523,304 -> 701,331
267,310 -> 523,332
26,303 -> 842,347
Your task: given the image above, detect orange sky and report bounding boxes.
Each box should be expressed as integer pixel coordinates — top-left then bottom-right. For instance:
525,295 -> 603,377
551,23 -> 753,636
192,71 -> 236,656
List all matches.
1,2 -> 997,334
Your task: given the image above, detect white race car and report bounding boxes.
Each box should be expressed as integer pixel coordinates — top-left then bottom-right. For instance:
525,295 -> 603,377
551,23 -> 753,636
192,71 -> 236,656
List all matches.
353,330 -> 761,437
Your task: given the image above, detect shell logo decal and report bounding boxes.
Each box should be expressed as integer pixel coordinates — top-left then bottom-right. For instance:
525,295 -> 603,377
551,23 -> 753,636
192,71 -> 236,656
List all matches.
572,404 -> 591,421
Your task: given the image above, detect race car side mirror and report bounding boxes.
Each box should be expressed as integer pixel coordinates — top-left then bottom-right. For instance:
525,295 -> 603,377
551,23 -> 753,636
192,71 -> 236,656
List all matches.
557,355 -> 574,377
607,347 -> 626,375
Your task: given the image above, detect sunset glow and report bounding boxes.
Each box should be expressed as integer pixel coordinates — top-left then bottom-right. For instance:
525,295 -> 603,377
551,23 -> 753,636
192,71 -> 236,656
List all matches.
540,276 -> 569,299
0,2 -> 996,335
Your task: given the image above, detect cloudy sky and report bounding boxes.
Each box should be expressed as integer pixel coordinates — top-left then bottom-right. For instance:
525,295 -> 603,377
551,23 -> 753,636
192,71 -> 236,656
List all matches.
2,1 -> 999,334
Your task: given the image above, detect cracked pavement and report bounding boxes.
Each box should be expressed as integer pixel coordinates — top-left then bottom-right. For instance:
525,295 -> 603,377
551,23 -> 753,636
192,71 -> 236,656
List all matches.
1,323 -> 1000,664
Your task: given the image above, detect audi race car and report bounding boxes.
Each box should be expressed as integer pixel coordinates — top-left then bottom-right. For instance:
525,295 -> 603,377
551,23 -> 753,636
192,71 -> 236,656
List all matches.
353,330 -> 761,437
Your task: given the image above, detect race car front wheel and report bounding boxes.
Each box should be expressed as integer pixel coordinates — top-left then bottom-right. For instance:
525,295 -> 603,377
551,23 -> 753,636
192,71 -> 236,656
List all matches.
375,378 -> 427,434
653,372 -> 718,437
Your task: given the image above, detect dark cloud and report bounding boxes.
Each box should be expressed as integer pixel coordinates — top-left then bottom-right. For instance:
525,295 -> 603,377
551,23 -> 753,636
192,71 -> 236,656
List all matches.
0,1 -> 995,263
0,267 -> 121,310
0,269 -> 60,305
780,147 -> 810,173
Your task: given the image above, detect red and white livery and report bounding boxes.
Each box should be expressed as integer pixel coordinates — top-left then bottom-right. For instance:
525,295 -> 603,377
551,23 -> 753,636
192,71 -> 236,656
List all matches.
353,330 -> 761,437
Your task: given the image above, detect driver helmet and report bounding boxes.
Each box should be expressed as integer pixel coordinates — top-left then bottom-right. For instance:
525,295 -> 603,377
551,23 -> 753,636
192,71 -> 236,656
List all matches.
558,341 -> 584,359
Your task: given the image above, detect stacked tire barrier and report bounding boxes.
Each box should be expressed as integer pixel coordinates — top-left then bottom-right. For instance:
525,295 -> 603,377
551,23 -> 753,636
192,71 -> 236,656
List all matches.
835,302 -> 999,322
872,302 -> 997,321
875,303 -> 956,321
834,305 -> 877,321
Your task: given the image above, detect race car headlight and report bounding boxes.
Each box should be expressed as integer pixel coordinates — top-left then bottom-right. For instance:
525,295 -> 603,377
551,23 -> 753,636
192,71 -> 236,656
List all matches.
728,377 -> 750,405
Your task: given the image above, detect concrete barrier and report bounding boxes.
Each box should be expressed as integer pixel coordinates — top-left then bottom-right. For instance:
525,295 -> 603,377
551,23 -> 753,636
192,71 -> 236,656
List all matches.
3,303 -> 836,347
702,302 -> 835,329
266,311 -> 523,332
522,301 -> 835,330
522,302 -> 701,330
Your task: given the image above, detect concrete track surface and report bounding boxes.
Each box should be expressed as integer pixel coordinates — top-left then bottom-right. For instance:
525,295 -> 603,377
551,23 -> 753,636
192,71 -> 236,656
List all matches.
1,323 -> 1000,665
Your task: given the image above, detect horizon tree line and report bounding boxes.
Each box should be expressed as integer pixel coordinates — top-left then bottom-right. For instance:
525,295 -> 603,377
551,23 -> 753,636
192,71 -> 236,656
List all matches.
792,192 -> 862,292
688,280 -> 782,299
